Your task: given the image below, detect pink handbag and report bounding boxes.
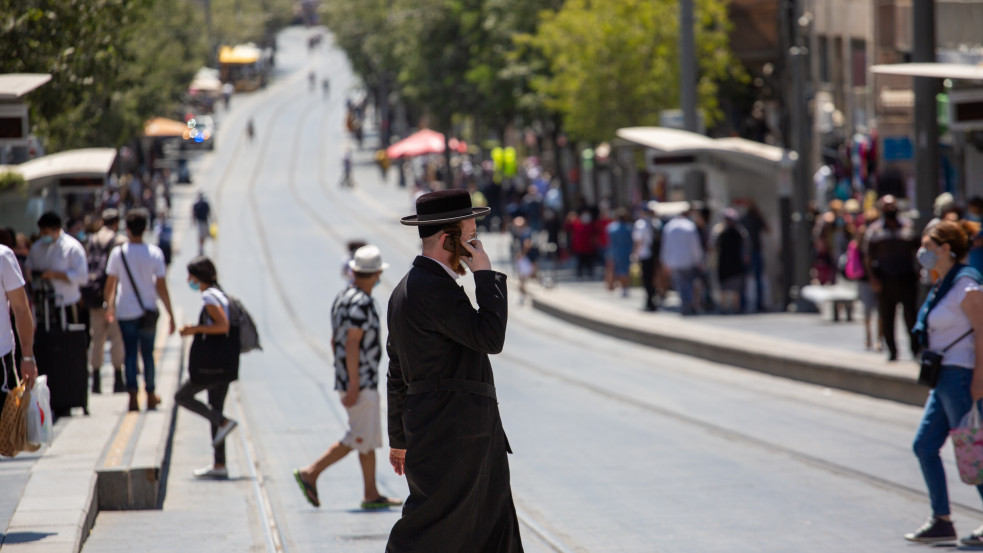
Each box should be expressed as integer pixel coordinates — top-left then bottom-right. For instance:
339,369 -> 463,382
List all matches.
951,404 -> 983,485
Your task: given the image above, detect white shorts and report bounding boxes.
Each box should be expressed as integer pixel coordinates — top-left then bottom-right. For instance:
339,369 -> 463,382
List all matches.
339,388 -> 382,454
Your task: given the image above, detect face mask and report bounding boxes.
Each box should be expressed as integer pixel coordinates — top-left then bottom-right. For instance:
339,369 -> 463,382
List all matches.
39,235 -> 54,245
374,279 -> 381,288
969,213 -> 983,223
75,232 -> 86,242
917,247 -> 938,270
188,281 -> 200,292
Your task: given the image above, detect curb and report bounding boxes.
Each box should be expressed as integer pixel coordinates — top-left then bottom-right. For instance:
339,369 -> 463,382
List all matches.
528,286 -> 929,407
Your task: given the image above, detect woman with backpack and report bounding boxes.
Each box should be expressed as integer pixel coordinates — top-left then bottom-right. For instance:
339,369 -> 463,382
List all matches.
175,256 -> 240,479
904,220 -> 983,545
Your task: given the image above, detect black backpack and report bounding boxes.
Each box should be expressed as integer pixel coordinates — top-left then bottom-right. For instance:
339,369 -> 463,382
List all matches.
81,238 -> 116,309
227,295 -> 262,354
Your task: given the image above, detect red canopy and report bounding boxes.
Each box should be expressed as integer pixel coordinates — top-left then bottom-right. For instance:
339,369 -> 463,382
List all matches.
386,129 -> 467,159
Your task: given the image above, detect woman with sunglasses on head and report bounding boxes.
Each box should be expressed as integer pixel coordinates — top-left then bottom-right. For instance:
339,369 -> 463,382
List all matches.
906,219 -> 983,545
175,256 -> 239,479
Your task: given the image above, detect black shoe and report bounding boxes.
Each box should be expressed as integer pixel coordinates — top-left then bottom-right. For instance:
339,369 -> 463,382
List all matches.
887,351 -> 898,362
113,370 -> 126,394
962,524 -> 983,546
905,516 -> 957,543
91,370 -> 102,394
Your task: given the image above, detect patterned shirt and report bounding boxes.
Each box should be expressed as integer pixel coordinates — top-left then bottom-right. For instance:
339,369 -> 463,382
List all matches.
331,286 -> 381,391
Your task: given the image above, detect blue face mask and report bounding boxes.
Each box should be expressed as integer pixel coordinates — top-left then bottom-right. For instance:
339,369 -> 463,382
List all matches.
39,235 -> 54,245
75,232 -> 86,242
188,281 -> 200,292
374,279 -> 381,288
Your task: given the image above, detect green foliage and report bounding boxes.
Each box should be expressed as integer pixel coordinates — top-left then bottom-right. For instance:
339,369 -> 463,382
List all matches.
0,171 -> 27,194
519,0 -> 747,142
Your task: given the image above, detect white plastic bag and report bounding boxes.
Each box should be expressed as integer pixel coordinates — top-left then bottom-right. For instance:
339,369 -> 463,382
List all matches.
26,376 -> 52,447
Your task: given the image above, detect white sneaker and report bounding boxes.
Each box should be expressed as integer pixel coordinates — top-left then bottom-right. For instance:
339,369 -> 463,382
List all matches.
192,465 -> 228,479
212,419 -> 238,446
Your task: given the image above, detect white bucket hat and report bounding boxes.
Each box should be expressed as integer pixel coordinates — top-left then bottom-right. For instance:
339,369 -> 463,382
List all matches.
348,245 -> 389,273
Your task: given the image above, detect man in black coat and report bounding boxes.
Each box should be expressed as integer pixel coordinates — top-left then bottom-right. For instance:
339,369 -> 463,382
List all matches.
386,189 -> 523,553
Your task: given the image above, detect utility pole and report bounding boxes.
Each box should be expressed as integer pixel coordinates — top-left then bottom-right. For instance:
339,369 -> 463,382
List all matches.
912,0 -> 938,227
787,0 -> 814,309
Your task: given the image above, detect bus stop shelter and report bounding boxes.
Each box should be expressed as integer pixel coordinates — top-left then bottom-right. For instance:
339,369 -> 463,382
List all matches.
0,147 -> 117,233
616,127 -> 796,308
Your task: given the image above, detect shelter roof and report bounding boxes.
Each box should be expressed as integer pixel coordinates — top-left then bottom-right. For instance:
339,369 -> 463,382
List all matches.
616,127 -> 791,174
0,73 -> 52,101
871,63 -> 983,81
1,148 -> 116,182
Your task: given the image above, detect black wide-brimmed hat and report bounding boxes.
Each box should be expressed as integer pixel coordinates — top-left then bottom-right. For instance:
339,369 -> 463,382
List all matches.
400,189 -> 490,227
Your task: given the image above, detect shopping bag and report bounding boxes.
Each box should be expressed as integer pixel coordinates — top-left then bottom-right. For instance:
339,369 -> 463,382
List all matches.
209,223 -> 218,239
26,376 -> 52,447
951,403 -> 983,485
0,379 -> 40,457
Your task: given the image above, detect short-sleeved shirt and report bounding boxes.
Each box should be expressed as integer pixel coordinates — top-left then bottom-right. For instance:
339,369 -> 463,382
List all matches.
928,275 -> 982,369
0,246 -> 26,356
201,287 -> 230,324
27,233 -> 88,306
331,286 -> 381,391
106,243 -> 167,320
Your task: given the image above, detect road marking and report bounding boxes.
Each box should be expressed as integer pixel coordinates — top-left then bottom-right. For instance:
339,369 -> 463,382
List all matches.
102,412 -> 139,468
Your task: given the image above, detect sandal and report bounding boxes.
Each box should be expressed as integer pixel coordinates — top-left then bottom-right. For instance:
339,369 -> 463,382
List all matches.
360,496 -> 403,510
292,469 -> 320,507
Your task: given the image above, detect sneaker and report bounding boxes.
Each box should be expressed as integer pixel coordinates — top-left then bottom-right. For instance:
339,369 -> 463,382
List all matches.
192,465 -> 228,479
904,516 -> 957,543
213,419 -> 238,447
962,524 -> 983,546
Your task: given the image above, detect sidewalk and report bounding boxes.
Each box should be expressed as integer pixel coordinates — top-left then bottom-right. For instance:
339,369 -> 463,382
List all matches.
522,272 -> 927,406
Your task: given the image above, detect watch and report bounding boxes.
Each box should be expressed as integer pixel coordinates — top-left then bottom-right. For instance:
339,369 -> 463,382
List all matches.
21,356 -> 35,362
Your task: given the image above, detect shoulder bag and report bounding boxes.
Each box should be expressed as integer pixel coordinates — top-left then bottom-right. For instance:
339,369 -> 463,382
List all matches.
188,307 -> 241,385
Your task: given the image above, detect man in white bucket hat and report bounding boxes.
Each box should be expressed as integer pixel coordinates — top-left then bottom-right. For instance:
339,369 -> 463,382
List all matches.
293,245 -> 402,510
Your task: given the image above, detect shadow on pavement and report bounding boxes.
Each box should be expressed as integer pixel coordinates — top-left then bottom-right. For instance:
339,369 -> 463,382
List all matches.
2,530 -> 59,544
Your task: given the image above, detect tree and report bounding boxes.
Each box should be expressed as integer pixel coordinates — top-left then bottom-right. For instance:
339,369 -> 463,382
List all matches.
519,0 -> 747,143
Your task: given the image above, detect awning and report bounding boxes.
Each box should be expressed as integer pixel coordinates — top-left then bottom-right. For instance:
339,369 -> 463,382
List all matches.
1,148 -> 116,182
219,44 -> 262,65
189,67 -> 222,93
143,117 -> 189,138
872,63 -> 983,81
386,129 -> 467,159
0,73 -> 52,100
616,127 -> 792,174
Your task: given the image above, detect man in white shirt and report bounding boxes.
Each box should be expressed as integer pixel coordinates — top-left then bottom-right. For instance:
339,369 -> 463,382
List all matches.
27,211 -> 88,311
0,244 -> 37,411
633,202 -> 662,312
660,207 -> 705,315
105,209 -> 176,412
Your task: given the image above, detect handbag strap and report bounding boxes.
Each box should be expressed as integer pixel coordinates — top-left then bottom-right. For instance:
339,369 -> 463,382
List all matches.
941,328 -> 974,353
117,246 -> 148,313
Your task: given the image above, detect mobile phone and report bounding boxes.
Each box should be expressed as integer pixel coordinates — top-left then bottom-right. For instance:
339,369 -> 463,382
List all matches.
442,232 -> 471,256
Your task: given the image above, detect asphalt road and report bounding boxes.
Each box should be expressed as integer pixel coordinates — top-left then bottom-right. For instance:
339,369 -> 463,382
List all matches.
83,26 -> 983,553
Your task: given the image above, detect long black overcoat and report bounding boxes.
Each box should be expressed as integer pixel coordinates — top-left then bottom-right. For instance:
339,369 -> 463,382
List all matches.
386,256 -> 523,553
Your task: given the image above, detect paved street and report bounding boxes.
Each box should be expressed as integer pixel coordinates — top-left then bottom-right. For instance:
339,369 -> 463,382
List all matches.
78,27 -> 982,552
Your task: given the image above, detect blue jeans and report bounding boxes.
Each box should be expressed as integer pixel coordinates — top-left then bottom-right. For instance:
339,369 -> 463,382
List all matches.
913,366 -> 983,516
119,318 -> 157,393
670,267 -> 699,314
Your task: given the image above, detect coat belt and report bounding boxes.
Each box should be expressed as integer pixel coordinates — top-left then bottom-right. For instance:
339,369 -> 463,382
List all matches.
406,378 -> 497,400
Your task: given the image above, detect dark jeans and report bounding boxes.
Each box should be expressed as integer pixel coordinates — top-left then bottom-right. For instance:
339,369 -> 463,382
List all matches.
175,379 -> 230,465
913,366 -> 983,515
640,256 -> 657,310
119,318 -> 157,393
877,273 -> 918,357
576,253 -> 595,279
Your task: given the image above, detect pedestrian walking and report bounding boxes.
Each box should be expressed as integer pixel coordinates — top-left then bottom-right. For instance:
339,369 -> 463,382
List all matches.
104,209 -> 176,411
904,220 -> 983,545
292,245 -> 402,510
565,209 -> 597,279
606,208 -> 634,298
246,119 -> 255,142
632,202 -> 662,311
709,208 -> 749,314
845,212 -> 882,350
386,189 -> 523,552
741,200 -> 770,311
660,206 -> 705,315
84,209 -> 127,394
175,256 -> 240,479
0,244 -> 38,411
339,149 -> 355,188
192,193 -> 212,256
862,195 -> 920,361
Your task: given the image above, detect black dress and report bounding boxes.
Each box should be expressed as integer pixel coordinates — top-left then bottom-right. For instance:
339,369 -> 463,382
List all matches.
386,256 -> 523,553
